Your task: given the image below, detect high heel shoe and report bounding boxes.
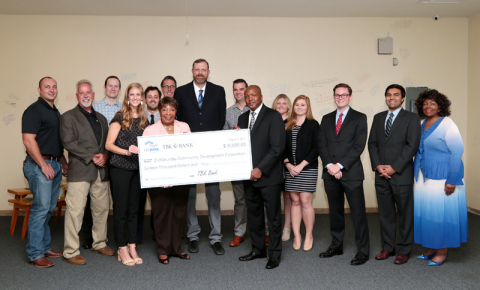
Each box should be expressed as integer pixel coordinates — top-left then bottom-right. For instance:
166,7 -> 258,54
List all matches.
128,243 -> 143,265
416,251 -> 436,260
303,239 -> 314,252
282,227 -> 291,241
428,252 -> 449,266
117,247 -> 135,266
293,237 -> 301,251
159,255 -> 169,265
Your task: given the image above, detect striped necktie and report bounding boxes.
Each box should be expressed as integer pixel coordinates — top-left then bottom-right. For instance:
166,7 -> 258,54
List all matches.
385,112 -> 394,138
249,112 -> 256,130
198,90 -> 204,109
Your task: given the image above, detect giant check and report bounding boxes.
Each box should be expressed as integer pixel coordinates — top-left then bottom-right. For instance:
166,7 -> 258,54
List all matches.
138,129 -> 252,188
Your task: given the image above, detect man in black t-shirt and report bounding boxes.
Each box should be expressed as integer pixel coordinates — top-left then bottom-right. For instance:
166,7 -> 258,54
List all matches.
22,76 -> 68,268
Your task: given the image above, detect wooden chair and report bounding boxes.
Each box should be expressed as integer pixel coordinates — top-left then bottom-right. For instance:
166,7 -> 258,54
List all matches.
8,185 -> 67,240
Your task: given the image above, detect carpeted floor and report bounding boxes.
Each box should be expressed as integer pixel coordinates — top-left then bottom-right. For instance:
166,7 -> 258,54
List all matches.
0,213 -> 478,290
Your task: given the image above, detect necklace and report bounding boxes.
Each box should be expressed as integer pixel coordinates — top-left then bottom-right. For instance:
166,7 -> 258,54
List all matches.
164,125 -> 173,131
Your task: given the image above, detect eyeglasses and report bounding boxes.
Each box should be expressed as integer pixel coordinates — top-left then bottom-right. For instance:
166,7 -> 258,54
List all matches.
162,85 -> 176,90
334,94 -> 350,99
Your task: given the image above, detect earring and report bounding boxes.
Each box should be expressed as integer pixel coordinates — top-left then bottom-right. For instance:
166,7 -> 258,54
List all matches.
438,110 -> 441,112
141,101 -> 143,105
127,101 -> 129,105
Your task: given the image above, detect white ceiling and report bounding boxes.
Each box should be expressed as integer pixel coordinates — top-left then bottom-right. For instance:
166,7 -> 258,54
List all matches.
1,0 -> 480,18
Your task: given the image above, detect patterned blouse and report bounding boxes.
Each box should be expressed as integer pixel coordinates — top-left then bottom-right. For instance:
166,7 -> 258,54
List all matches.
109,113 -> 144,170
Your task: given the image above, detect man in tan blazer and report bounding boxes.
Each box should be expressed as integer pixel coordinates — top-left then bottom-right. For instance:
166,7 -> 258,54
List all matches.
60,79 -> 113,265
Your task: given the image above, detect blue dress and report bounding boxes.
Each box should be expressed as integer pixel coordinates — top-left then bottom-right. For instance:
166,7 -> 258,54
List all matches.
413,117 -> 468,249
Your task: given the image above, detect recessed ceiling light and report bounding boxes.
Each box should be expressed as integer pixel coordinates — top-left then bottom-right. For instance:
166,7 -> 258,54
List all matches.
419,0 -> 466,3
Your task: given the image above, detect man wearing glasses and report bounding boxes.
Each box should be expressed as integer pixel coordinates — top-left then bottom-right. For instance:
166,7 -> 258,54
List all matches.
161,76 -> 177,98
317,83 -> 370,266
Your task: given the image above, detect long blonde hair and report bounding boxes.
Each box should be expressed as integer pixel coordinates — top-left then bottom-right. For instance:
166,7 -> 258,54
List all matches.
119,83 -> 149,130
271,94 -> 292,119
286,95 -> 314,131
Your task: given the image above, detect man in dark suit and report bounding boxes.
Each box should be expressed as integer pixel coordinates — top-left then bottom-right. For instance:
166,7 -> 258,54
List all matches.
174,59 -> 227,255
368,84 -> 421,265
318,83 -> 370,266
60,80 -> 114,265
235,85 -> 286,269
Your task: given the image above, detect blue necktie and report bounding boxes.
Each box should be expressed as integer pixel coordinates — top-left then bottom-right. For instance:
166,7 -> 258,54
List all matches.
150,114 -> 155,125
198,90 -> 204,109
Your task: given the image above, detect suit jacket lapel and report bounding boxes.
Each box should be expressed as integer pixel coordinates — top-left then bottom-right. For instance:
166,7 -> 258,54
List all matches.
337,109 -> 353,137
201,82 -> 212,109
188,82 -> 200,110
250,105 -> 266,136
386,109 -> 404,142
74,106 -> 98,146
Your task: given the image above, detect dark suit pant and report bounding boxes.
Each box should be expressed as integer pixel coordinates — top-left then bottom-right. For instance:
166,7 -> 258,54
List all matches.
110,166 -> 141,248
244,181 -> 282,259
324,179 -> 370,256
149,186 -> 189,256
375,179 -> 414,255
136,188 -> 154,243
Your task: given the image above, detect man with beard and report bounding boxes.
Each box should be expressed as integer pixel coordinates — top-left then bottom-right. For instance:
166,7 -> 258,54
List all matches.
137,86 -> 161,244
174,59 -> 227,255
81,76 -> 122,249
60,80 -> 113,265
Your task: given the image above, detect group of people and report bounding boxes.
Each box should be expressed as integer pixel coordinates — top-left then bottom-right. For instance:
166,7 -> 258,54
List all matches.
21,58 -> 468,270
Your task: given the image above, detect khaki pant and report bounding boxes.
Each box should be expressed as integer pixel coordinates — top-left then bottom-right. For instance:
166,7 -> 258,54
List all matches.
63,172 -> 109,258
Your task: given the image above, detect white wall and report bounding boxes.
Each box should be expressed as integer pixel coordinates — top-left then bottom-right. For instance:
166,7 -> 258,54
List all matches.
0,15 -> 469,212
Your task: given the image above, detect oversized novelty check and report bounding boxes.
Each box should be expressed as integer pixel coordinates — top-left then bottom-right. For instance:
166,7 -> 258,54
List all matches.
138,129 -> 252,188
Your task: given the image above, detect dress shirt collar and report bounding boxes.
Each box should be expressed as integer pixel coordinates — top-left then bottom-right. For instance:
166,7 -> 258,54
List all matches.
388,107 -> 402,118
251,103 -> 263,117
336,106 -> 350,121
193,82 -> 207,97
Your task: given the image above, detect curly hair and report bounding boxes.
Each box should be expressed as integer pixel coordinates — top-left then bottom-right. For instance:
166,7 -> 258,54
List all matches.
414,89 -> 451,119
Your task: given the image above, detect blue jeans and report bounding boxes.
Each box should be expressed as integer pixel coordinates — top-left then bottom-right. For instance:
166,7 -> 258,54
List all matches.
23,156 -> 62,261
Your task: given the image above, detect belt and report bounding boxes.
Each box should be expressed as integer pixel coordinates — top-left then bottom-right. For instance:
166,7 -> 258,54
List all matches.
42,155 -> 61,161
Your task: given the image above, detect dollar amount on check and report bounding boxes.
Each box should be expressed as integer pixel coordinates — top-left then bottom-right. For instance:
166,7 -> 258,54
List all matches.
138,129 -> 253,188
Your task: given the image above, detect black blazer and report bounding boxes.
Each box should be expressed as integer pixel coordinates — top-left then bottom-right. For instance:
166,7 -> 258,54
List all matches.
318,108 -> 367,181
368,108 -> 421,185
174,81 -> 226,132
285,118 -> 319,170
238,105 -> 286,187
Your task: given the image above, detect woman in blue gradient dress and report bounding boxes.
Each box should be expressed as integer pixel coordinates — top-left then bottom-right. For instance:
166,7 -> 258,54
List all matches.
413,89 -> 468,266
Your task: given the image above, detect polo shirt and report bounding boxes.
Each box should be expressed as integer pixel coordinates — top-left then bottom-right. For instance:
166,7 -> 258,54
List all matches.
78,105 -> 102,145
22,97 -> 63,157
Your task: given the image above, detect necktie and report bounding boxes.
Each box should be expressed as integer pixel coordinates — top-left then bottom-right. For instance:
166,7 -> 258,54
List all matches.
336,113 -> 343,135
249,111 -> 256,130
150,114 -> 155,125
198,90 -> 204,109
385,112 -> 394,138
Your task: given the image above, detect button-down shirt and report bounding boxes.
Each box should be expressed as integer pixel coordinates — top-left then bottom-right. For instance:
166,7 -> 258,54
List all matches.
248,103 -> 263,128
92,98 -> 122,125
193,82 -> 206,100
223,102 -> 250,130
384,107 -> 402,129
146,110 -> 160,125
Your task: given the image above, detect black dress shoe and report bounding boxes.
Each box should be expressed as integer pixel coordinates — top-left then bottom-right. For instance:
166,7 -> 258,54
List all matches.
351,252 -> 369,266
319,248 -> 343,258
239,252 -> 267,261
266,257 -> 280,269
81,239 -> 93,250
212,242 -> 225,255
188,240 -> 199,253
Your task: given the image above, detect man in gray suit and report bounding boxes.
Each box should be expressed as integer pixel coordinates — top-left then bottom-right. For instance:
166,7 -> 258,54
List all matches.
60,80 -> 114,265
368,84 -> 421,265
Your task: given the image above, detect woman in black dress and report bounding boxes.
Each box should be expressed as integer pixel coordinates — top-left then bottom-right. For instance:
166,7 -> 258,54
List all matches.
106,83 -> 149,266
284,95 -> 319,251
